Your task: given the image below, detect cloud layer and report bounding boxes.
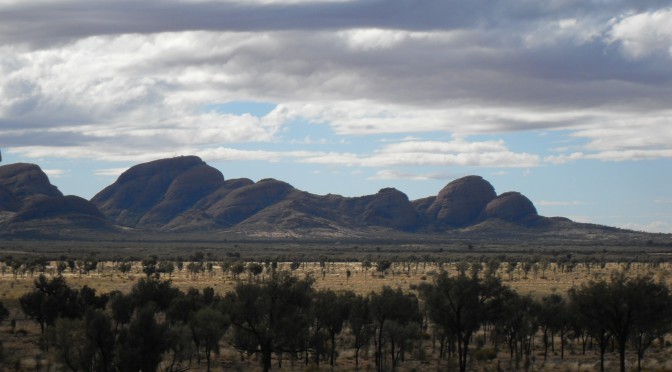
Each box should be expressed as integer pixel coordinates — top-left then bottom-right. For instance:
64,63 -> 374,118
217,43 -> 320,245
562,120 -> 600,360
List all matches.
2,0 -> 672,171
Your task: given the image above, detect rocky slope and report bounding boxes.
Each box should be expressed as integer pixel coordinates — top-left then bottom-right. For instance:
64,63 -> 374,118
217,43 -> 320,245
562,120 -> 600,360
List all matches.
90,156 -> 543,234
1,156 -> 644,241
0,163 -> 109,230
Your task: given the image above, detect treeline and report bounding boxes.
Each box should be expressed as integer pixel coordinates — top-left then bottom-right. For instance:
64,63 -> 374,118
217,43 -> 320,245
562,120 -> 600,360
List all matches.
3,250 -> 672,280
6,269 -> 672,371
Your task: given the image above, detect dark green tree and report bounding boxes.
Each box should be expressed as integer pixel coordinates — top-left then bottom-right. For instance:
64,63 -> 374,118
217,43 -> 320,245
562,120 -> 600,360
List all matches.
227,272 -> 313,372
420,273 -> 507,372
49,309 -> 115,372
115,305 -> 171,372
19,275 -> 85,334
369,286 -> 422,372
190,307 -> 230,372
346,293 -> 373,370
571,274 -> 672,372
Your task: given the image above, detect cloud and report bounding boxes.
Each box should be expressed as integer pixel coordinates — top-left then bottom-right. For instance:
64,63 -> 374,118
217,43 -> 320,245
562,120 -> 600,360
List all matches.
618,220 -> 672,234
43,168 -> 65,178
94,168 -> 129,177
368,170 -> 455,181
537,200 -> 582,207
608,8 -> 672,59
1,1 -> 672,169
302,139 -> 540,168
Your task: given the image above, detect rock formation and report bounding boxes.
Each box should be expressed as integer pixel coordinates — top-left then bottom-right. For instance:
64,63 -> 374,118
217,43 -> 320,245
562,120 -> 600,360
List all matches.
483,192 -> 538,222
2,156 -> 564,236
425,176 -> 496,227
0,163 -> 108,230
91,156 -> 224,227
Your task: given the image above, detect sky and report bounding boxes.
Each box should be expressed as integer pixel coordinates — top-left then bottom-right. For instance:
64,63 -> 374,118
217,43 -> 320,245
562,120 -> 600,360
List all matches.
1,0 -> 672,233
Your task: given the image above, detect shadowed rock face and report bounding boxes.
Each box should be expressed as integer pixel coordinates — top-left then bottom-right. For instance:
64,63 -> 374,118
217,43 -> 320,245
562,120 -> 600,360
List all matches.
89,157 -> 545,232
484,192 -> 538,222
363,188 -> 423,230
0,163 -> 107,229
0,163 -> 62,201
12,195 -> 106,223
0,185 -> 21,212
426,176 -> 497,227
91,156 -> 224,227
2,157 -> 631,239
206,178 -> 294,226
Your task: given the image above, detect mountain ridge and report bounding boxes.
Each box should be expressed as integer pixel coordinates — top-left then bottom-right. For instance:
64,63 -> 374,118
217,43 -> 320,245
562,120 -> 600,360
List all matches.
0,156 -> 663,242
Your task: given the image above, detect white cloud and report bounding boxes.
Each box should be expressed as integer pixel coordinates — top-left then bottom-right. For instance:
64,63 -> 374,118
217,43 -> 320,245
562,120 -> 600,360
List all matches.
302,139 -> 540,168
618,221 -> 672,234
608,8 -> 672,59
368,170 -> 454,181
537,200 -> 582,207
43,168 -> 65,178
1,1 -> 672,173
94,168 -> 129,177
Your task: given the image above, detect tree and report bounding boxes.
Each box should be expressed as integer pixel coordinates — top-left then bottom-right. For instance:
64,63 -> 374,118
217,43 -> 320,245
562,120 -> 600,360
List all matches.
538,294 -> 569,360
0,301 -> 8,363
0,302 -> 8,325
420,273 -> 507,372
569,280 -> 612,372
48,309 -> 115,372
369,286 -> 422,372
158,261 -> 175,279
628,276 -> 672,371
19,275 -> 86,334
109,292 -> 134,331
376,260 -> 392,276
129,277 -> 181,312
190,307 -> 230,372
141,256 -> 158,278
248,262 -> 264,281
227,272 -> 314,372
496,292 -> 539,370
571,274 -> 672,372
310,289 -> 351,366
346,293 -> 374,370
230,262 -> 246,280
115,305 -> 171,372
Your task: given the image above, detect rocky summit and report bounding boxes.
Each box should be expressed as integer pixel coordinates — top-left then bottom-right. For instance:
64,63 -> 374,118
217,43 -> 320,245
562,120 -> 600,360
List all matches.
0,156 -> 636,239
88,156 -> 545,234
0,163 -> 108,229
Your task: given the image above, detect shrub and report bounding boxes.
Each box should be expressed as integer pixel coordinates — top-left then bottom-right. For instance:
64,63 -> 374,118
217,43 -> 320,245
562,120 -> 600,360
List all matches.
472,347 -> 497,361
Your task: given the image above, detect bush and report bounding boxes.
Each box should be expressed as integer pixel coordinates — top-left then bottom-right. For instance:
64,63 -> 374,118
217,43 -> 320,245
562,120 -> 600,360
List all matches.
472,347 -> 497,361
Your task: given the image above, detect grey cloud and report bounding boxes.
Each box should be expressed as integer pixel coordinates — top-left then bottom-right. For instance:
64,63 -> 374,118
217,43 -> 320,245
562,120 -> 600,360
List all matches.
2,0 -> 672,159
2,0 -> 667,47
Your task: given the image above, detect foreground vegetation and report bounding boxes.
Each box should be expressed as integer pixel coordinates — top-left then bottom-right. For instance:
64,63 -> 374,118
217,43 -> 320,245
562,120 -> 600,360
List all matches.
2,254 -> 672,371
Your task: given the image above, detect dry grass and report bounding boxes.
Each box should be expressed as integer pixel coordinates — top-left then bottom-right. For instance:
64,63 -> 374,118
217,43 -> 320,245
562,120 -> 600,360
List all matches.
1,260 -> 672,371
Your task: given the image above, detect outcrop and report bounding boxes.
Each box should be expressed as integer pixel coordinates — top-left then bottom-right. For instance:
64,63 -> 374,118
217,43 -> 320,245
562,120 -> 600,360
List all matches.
362,188 -> 423,230
2,156 -> 582,237
425,176 -> 496,227
483,192 -> 538,223
0,163 -> 108,230
0,163 -> 61,202
91,156 -> 224,227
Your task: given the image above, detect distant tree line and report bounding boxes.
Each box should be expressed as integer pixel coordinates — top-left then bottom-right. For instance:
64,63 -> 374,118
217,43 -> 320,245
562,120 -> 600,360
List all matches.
7,262 -> 672,372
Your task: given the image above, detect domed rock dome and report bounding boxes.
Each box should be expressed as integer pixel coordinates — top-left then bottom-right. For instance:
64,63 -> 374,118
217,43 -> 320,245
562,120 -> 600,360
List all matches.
426,176 -> 496,227
362,188 -> 422,230
483,192 -> 537,222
